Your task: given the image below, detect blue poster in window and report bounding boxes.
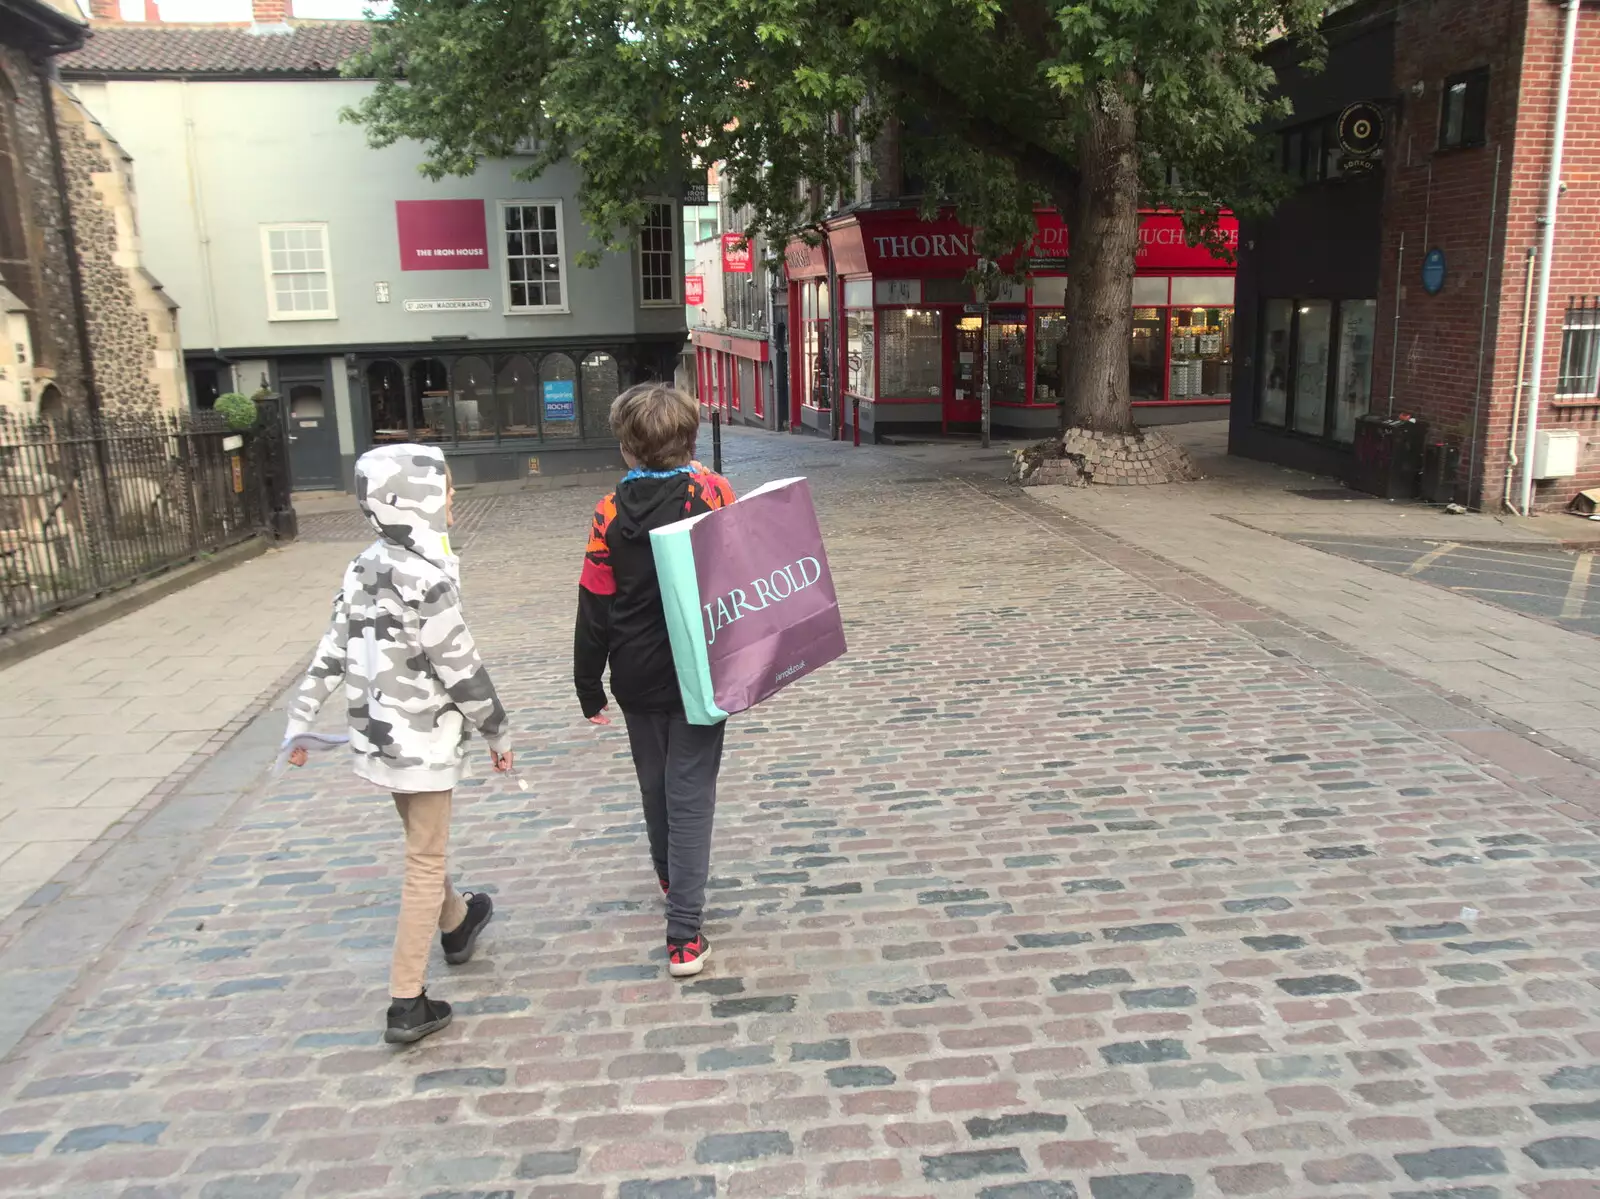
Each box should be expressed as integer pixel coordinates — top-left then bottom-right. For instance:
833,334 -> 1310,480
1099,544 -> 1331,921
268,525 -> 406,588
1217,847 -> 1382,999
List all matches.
543,379 -> 576,422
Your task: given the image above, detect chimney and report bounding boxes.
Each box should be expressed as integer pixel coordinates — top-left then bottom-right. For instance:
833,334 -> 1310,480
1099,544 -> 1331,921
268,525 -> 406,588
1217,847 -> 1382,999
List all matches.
88,0 -> 119,19
252,0 -> 291,23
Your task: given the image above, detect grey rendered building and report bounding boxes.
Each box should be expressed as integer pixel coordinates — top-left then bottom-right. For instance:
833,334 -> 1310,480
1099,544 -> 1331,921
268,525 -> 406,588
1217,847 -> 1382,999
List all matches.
60,12 -> 688,491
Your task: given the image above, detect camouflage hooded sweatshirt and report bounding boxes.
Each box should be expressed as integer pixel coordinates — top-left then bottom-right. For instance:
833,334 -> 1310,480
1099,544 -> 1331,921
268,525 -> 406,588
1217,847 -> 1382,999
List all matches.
284,444 -> 511,792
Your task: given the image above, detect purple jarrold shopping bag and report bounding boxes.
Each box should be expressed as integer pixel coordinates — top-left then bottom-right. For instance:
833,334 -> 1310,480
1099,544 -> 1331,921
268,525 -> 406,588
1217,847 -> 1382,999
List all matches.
651,477 -> 847,724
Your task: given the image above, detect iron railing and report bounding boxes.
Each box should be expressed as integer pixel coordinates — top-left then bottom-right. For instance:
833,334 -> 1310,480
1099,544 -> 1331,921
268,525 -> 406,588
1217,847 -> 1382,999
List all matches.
1558,295 -> 1600,401
0,409 -> 273,633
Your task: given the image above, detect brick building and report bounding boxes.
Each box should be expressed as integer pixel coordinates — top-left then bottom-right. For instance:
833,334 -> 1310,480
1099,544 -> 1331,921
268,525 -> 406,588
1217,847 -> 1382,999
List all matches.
1231,0 -> 1600,513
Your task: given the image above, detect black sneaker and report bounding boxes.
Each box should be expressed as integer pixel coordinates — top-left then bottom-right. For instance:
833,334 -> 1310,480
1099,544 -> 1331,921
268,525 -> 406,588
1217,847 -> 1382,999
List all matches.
668,933 -> 709,978
385,991 -> 452,1044
441,892 -> 493,965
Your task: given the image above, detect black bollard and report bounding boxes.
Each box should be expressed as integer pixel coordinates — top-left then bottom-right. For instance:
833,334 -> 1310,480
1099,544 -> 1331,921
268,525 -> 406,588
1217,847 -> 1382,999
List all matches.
712,409 -> 722,474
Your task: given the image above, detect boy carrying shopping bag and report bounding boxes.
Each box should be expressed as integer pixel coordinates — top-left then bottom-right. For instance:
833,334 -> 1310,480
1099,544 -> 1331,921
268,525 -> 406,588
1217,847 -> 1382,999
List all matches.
286,443 -> 512,1043
574,385 -> 735,978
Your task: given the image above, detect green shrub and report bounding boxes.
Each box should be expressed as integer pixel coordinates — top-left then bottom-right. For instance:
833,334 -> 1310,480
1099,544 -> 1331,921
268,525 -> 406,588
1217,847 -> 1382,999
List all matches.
214,392 -> 257,432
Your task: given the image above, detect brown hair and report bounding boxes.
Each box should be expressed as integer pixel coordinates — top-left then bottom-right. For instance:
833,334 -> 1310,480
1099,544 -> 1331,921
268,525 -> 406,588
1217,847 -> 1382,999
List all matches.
609,383 -> 700,469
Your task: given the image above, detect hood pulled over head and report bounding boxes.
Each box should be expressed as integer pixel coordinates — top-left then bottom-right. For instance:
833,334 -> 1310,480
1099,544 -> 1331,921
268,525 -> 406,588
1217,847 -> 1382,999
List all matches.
354,444 -> 457,579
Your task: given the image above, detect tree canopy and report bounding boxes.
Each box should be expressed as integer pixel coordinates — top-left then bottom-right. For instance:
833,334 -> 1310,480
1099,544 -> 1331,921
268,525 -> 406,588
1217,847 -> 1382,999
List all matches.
347,0 -> 1326,433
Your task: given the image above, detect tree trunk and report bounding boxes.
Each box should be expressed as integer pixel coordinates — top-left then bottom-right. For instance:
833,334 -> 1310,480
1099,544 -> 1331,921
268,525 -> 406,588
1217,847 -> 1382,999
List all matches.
1060,82 -> 1141,436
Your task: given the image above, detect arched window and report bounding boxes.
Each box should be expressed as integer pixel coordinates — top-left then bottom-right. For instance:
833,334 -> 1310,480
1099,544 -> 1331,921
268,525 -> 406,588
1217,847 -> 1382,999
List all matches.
540,352 -> 578,441
410,358 -> 450,443
453,356 -> 493,441
366,360 -> 407,441
37,383 -> 63,423
497,355 -> 537,440
0,67 -> 34,322
581,351 -> 621,440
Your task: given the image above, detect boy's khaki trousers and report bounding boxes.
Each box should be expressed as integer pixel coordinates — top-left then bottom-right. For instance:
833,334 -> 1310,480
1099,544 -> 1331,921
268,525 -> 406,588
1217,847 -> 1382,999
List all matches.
390,789 -> 468,998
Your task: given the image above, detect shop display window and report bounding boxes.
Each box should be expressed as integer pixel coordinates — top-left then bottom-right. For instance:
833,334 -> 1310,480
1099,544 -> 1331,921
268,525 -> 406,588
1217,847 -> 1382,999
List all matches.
846,310 -> 875,399
361,349 -> 621,446
1168,308 -> 1233,400
801,280 -> 832,408
1257,297 -> 1375,441
987,312 -> 1028,405
1033,312 -> 1069,405
1333,301 -> 1376,443
879,309 -> 943,399
1292,301 -> 1332,436
1259,300 -> 1293,427
1130,308 -> 1165,402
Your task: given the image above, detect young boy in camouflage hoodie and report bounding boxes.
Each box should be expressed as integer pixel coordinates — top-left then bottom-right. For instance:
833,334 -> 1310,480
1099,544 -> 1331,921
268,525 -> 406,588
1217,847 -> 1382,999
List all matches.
286,443 -> 513,1044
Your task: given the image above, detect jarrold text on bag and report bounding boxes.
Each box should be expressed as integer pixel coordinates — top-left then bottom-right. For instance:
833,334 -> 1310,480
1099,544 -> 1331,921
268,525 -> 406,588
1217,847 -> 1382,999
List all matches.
703,556 -> 823,645
650,476 -> 847,725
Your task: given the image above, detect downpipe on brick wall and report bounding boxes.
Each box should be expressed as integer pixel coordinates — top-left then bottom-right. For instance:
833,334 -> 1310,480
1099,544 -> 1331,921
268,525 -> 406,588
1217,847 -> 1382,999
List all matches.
1505,247 -> 1539,515
1387,232 -> 1404,415
1466,145 -> 1502,510
1518,0 -> 1581,513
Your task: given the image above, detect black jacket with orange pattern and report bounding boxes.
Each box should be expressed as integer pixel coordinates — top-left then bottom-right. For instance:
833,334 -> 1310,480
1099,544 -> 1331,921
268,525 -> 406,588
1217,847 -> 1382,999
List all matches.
573,464 -> 736,718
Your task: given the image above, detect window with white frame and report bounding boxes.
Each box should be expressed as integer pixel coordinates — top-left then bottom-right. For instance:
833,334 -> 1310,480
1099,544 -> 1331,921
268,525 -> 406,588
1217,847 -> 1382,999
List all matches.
639,201 -> 678,306
501,200 -> 567,313
261,223 -> 335,320
1558,296 -> 1600,400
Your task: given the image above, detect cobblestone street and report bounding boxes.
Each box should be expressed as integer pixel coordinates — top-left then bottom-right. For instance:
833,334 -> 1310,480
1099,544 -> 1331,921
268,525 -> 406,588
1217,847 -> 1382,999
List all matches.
2,427 -> 1600,1198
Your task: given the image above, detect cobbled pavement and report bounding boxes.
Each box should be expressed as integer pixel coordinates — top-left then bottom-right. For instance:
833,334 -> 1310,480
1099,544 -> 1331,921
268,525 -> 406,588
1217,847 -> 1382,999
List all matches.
0,430 -> 1598,1199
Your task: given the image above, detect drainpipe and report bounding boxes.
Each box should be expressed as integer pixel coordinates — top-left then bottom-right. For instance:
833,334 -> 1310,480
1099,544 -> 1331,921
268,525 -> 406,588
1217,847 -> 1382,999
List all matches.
179,78 -> 223,364
1504,247 -> 1538,513
1386,232 -> 1404,415
1465,145 -> 1501,509
1518,0 -> 1581,514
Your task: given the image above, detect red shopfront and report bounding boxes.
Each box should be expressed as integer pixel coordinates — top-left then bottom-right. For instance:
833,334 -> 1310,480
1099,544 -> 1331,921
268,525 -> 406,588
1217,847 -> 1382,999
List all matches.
784,208 -> 1238,439
692,329 -> 772,429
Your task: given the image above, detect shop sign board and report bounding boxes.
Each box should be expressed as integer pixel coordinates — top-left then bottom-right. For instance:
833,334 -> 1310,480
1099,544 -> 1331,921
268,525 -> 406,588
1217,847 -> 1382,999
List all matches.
785,210 -> 1239,283
685,274 -> 706,306
396,200 -> 490,271
722,232 -> 754,273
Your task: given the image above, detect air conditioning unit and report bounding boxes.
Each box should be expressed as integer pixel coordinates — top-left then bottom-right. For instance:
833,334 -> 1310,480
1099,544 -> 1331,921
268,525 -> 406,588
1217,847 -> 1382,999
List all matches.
1533,429 -> 1580,480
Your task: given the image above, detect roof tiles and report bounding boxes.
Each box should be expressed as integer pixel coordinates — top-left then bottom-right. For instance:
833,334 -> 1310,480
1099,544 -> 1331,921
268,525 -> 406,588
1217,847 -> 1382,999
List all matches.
58,21 -> 372,78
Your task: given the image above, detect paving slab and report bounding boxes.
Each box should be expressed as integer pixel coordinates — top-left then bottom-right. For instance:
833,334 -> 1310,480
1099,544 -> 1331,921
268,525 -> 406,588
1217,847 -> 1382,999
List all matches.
0,540 -> 364,930
1030,421 -> 1600,771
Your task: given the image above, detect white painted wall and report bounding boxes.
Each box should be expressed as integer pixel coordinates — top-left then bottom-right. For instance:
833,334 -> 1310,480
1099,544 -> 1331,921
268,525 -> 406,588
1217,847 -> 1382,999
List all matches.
67,77 -> 684,354
691,236 -> 725,330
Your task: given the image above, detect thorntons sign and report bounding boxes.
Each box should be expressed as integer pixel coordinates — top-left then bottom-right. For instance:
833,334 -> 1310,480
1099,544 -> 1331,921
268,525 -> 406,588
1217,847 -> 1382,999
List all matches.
872,231 -> 975,260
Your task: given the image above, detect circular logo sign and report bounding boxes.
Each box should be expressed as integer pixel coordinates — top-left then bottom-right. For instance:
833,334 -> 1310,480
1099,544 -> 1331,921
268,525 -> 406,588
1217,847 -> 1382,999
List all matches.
1337,102 -> 1386,157
1421,247 -> 1447,295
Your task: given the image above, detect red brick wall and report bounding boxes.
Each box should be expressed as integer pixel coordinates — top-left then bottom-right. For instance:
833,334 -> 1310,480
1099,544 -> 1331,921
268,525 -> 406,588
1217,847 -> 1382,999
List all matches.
1376,0 -> 1600,512
1509,1 -> 1600,511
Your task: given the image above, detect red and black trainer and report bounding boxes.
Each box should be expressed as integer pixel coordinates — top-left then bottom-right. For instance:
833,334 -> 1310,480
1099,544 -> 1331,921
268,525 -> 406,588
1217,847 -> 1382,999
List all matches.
667,933 -> 709,978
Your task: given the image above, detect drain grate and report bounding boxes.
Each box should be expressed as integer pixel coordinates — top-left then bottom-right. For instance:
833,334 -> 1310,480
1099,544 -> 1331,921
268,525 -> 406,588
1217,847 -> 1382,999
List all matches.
1286,487 -> 1376,502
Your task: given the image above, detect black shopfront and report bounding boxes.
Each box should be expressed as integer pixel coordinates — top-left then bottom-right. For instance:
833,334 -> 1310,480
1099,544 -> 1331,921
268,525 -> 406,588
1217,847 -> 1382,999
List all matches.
225,331 -> 681,489
1228,1 -> 1395,479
